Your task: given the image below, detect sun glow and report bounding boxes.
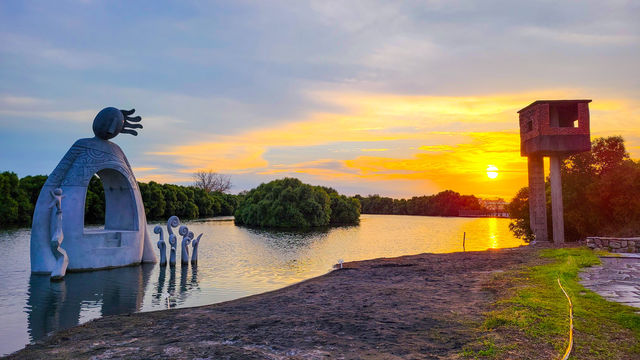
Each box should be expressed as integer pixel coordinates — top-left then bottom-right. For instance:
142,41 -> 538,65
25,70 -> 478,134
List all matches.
486,165 -> 499,179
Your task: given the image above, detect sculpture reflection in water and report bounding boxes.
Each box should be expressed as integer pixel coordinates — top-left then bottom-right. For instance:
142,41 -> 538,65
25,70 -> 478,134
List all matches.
152,261 -> 200,309
28,258 -> 202,340
27,264 -> 154,341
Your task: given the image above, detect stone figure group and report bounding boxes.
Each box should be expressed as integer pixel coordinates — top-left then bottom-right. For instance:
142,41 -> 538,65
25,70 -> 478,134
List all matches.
154,216 -> 203,267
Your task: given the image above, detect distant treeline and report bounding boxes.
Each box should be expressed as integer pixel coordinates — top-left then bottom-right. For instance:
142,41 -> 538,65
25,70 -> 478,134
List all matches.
1,171 -> 490,230
0,172 -> 239,229
354,190 -> 484,217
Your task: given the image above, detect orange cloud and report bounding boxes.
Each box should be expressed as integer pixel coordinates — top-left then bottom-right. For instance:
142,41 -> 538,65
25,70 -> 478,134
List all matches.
146,89 -> 640,198
361,148 -> 389,152
344,132 -> 527,198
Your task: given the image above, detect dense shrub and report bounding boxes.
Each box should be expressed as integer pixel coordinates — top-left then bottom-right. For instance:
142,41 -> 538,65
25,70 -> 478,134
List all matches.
234,178 -> 360,228
0,172 -> 34,228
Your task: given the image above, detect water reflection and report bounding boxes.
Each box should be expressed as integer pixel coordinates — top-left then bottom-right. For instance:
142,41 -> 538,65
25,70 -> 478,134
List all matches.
26,264 -> 154,341
2,215 -> 524,356
489,217 -> 498,249
245,227 -> 331,251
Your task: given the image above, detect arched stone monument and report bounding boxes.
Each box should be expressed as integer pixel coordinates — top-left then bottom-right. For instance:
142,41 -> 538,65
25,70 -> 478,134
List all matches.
31,107 -> 157,279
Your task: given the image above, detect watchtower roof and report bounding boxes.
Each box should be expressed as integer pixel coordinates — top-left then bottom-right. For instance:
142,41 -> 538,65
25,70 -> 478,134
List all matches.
518,99 -> 592,114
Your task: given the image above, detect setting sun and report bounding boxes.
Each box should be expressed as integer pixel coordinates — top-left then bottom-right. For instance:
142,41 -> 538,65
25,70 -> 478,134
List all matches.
487,165 -> 499,179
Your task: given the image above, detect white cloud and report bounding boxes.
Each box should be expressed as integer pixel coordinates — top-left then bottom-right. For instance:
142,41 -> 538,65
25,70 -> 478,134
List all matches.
517,26 -> 637,46
0,32 -> 119,70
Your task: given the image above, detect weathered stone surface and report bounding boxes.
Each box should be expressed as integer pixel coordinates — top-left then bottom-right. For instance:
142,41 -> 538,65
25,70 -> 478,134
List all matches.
580,257 -> 640,309
610,240 -> 621,249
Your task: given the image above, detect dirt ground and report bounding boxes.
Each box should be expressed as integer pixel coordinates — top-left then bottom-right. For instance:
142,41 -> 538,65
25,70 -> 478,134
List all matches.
7,247 -> 537,360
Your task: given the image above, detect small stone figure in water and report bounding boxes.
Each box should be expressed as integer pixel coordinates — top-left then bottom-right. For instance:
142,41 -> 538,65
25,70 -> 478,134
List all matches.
179,226 -> 191,265
168,234 -> 177,267
167,216 -> 180,267
48,188 -> 68,280
191,233 -> 203,264
154,225 -> 167,266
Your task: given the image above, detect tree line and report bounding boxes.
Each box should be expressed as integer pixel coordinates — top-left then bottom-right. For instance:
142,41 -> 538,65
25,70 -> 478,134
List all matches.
354,190 -> 485,217
0,173 -> 239,229
508,136 -> 640,242
0,172 -> 492,230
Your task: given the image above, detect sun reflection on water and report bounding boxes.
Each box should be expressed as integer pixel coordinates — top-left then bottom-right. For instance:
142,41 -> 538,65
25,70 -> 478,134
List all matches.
489,217 -> 499,249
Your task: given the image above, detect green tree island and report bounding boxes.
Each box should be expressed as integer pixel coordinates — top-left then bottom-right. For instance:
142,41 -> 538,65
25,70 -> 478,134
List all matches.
234,178 -> 360,228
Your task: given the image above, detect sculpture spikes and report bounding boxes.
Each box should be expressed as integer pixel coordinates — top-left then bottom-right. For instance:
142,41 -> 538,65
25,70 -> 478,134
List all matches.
191,233 -> 203,265
167,216 -> 180,236
167,216 -> 180,267
154,225 -> 167,266
179,225 -> 191,265
120,109 -> 143,136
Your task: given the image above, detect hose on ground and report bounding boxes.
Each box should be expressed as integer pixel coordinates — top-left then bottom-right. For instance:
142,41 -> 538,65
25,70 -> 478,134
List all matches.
557,277 -> 573,360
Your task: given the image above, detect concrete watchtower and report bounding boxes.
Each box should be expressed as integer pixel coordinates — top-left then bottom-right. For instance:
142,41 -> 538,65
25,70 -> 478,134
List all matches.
518,100 -> 591,243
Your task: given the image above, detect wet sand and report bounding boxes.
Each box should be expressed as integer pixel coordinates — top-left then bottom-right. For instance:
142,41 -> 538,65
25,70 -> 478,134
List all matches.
8,247 -> 535,359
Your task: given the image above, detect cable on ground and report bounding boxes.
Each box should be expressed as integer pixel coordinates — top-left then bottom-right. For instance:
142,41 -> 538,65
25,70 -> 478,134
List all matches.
557,277 -> 573,360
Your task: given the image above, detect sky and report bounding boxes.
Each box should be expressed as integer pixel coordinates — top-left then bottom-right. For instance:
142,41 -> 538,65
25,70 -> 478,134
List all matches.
1,0 -> 638,199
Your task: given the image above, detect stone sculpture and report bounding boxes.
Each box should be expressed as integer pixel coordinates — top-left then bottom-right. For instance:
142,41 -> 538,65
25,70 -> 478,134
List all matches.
30,107 -> 157,278
48,188 -> 69,280
157,217 -> 204,266
179,225 -> 191,265
167,216 -> 179,267
155,225 -> 167,266
191,233 -> 203,264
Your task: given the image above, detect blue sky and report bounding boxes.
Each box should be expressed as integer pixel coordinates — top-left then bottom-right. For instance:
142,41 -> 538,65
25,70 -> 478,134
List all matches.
1,0 -> 639,198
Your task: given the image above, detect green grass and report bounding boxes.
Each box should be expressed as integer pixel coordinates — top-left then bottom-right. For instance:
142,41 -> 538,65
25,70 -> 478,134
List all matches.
465,247 -> 640,359
461,339 -> 497,358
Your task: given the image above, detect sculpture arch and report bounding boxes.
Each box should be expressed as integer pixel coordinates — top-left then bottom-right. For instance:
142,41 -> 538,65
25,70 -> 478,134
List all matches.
84,169 -> 138,232
31,109 -> 156,276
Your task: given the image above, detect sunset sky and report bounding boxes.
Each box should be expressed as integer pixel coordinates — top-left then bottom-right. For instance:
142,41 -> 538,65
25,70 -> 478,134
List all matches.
1,1 -> 638,199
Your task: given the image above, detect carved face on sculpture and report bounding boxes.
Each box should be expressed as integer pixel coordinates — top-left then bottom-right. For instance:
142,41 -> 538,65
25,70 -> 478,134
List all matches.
92,107 -> 143,140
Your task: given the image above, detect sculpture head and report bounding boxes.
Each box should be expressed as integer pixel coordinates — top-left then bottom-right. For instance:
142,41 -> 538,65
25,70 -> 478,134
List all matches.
53,188 -> 62,196
93,107 -> 143,140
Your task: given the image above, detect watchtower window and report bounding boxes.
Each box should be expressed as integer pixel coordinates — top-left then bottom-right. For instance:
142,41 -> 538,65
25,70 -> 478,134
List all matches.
524,119 -> 533,133
549,103 -> 578,128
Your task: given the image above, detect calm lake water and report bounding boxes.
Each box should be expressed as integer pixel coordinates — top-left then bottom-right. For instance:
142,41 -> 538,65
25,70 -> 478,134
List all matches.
0,214 -> 524,356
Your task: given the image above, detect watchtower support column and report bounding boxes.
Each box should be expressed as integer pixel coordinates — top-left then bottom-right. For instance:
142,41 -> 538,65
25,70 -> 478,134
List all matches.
527,155 -> 548,242
549,155 -> 564,243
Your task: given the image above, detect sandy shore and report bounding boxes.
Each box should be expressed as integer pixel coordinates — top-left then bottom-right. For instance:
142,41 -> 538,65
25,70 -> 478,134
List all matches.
8,247 -> 536,359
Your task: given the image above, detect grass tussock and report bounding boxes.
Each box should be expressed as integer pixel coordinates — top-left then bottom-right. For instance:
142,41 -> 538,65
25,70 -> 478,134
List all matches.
463,247 -> 640,359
